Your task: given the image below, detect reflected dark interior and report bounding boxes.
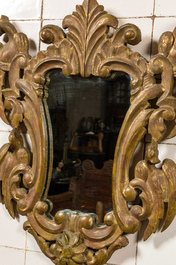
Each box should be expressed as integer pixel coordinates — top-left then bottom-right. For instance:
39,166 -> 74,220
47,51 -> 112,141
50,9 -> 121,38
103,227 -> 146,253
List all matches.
47,70 -> 130,220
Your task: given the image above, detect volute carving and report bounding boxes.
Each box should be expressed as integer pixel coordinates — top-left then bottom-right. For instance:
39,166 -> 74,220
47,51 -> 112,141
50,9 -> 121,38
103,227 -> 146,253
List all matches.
0,0 -> 176,264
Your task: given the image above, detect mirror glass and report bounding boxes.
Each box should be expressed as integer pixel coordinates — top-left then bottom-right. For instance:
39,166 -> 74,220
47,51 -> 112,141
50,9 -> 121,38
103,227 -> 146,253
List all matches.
46,69 -> 131,222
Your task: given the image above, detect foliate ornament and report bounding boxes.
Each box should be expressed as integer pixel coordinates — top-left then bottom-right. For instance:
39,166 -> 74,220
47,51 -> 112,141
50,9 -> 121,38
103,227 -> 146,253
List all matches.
51,231 -> 88,264
0,0 -> 176,265
36,0 -> 147,104
112,27 -> 176,239
40,0 -> 118,77
24,209 -> 128,265
0,15 -> 50,216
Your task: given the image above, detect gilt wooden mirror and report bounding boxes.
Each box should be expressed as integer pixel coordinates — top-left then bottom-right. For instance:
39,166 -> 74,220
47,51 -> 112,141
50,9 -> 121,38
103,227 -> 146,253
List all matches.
1,0 -> 176,264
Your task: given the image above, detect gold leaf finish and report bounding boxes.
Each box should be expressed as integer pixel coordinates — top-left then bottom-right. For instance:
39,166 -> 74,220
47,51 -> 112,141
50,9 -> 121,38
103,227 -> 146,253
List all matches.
0,0 -> 176,265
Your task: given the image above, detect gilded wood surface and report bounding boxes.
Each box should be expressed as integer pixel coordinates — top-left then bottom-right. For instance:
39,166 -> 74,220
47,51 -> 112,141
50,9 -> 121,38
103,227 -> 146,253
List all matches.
0,0 -> 176,264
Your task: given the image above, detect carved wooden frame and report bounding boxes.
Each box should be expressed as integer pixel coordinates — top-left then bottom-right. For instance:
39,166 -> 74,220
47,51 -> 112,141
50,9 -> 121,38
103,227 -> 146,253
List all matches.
0,0 -> 176,264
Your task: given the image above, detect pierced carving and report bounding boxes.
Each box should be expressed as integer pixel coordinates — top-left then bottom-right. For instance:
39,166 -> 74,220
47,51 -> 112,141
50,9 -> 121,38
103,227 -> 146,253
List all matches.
0,0 -> 176,265
112,37 -> 176,239
24,209 -> 128,265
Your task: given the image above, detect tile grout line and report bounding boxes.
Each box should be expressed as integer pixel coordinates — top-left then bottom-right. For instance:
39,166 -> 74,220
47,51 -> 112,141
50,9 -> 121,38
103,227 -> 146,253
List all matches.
157,142 -> 176,145
7,15 -> 176,22
153,0 -> 156,16
135,231 -> 140,265
0,244 -> 25,251
39,0 -> 44,51
24,231 -> 28,265
0,243 -> 41,254
1,2 -> 175,265
26,249 -> 42,254
150,0 -> 156,58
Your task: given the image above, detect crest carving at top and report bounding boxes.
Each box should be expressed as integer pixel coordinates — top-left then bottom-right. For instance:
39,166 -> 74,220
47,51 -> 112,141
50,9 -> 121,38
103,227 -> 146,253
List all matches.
0,1 -> 176,265
38,0 -> 142,80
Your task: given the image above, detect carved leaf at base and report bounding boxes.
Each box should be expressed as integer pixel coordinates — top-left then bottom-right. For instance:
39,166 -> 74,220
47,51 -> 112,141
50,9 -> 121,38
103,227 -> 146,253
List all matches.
1,1 -> 176,265
24,209 -> 128,265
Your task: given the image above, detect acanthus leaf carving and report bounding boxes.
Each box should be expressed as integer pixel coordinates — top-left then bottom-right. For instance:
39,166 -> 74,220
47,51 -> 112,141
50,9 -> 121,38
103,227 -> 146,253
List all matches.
24,208 -> 128,265
0,15 -> 29,67
0,129 -> 31,217
39,0 -> 118,77
1,1 -> 176,265
112,37 -> 176,240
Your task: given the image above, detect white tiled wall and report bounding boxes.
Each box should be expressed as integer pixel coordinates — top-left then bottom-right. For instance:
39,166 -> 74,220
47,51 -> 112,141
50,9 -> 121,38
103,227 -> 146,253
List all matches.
1,0 -> 176,265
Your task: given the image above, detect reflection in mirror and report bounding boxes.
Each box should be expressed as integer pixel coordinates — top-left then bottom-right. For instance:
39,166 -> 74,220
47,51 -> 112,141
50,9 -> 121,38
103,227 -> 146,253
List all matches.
46,69 -> 131,222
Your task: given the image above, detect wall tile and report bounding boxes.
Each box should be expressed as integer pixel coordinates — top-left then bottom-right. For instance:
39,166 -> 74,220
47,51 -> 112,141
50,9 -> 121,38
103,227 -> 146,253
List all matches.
108,234 -> 137,265
155,0 -> 176,16
0,246 -> 25,265
0,0 -> 42,19
98,0 -> 154,18
0,204 -> 27,249
12,21 -> 41,56
137,218 -> 176,265
1,1 -> 176,265
0,131 -> 11,148
152,17 -> 176,56
118,18 -> 153,61
0,119 -> 11,132
43,0 -> 83,20
157,143 -> 176,167
26,232 -> 43,252
159,136 -> 176,145
26,250 -> 53,265
43,0 -> 154,20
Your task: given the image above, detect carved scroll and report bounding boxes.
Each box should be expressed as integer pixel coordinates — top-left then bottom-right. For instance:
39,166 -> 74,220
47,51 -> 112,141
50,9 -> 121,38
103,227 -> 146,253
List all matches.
0,0 -> 176,265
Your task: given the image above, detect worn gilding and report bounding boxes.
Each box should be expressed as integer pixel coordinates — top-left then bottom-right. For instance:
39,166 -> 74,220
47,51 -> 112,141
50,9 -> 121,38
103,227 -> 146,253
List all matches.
0,0 -> 176,264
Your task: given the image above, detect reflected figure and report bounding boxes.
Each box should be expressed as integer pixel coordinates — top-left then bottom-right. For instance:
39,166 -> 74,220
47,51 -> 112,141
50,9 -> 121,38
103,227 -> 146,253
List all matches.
51,161 -> 64,181
49,158 -> 83,196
